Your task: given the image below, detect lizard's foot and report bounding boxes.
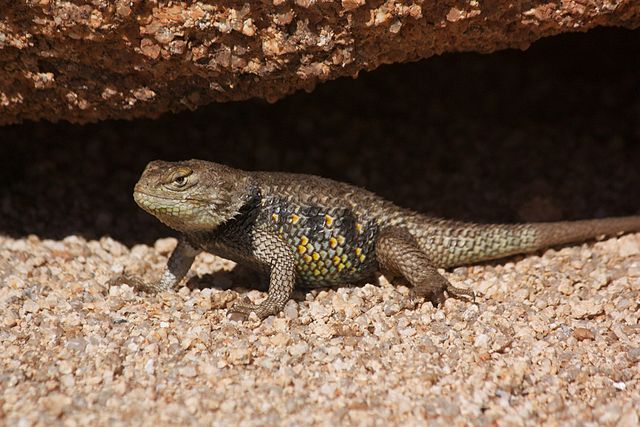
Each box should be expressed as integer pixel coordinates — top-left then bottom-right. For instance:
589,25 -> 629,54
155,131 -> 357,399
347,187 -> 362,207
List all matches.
445,283 -> 476,302
228,298 -> 281,321
410,274 -> 454,305
412,276 -> 476,305
405,288 -> 426,308
108,274 -> 160,294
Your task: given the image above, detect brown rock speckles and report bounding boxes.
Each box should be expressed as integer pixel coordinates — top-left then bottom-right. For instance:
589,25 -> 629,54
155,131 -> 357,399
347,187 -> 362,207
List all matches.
0,0 -> 639,124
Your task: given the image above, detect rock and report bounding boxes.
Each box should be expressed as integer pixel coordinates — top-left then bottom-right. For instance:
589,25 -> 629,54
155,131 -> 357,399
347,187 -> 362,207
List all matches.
618,236 -> 640,257
572,327 -> 595,341
288,342 -> 309,357
570,300 -> 604,319
154,238 -> 177,255
1,1 -> 638,124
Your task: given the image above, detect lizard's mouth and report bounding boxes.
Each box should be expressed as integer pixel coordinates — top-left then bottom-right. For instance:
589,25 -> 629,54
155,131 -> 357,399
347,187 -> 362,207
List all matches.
132,191 -> 182,214
134,190 -> 209,208
133,190 -> 177,201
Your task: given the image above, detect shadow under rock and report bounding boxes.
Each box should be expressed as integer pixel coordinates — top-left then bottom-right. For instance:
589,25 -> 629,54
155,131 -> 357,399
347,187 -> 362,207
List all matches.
1,27 -> 639,245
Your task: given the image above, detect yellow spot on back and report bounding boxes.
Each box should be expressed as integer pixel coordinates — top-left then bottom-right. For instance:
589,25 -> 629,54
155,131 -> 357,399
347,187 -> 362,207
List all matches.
297,245 -> 307,254
355,223 -> 363,233
303,254 -> 312,263
329,237 -> 338,248
272,213 -> 279,222
337,235 -> 346,245
332,255 -> 341,265
300,236 -> 309,246
291,213 -> 300,224
355,247 -> 362,256
324,215 -> 334,227
313,269 -> 321,276
337,263 -> 345,272
312,252 -> 320,261
359,254 -> 366,263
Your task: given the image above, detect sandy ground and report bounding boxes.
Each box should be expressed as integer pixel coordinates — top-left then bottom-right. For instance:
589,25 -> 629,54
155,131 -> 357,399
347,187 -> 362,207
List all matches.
1,28 -> 639,426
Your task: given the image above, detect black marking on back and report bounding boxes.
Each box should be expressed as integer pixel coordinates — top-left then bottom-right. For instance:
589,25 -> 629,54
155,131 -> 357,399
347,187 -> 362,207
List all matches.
259,196 -> 379,286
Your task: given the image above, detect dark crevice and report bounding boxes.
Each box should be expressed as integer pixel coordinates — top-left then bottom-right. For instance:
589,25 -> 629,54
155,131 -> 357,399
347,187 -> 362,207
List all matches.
1,27 -> 638,245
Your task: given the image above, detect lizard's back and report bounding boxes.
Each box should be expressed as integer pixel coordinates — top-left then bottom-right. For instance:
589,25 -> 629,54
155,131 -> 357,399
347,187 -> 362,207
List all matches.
250,171 -> 401,286
250,170 -> 640,271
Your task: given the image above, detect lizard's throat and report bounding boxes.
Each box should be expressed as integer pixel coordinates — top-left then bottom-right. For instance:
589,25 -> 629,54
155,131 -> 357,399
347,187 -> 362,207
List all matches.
134,191 -> 229,232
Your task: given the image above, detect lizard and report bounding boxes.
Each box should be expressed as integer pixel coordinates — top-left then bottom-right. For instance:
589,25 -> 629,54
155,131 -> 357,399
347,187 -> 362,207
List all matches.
117,159 -> 640,320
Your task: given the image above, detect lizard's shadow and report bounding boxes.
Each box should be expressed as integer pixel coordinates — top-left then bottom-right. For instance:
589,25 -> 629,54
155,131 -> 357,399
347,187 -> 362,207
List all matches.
185,265 -> 268,292
184,265 -> 382,302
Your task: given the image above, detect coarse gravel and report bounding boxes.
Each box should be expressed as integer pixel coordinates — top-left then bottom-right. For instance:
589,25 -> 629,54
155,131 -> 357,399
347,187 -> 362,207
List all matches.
2,233 -> 640,426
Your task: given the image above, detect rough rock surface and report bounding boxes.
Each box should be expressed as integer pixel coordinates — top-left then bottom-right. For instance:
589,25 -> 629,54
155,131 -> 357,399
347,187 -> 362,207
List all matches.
0,0 -> 639,124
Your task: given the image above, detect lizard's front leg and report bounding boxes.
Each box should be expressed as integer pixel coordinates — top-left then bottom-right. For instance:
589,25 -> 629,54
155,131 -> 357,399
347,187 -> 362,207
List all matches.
228,232 -> 296,320
110,238 -> 200,293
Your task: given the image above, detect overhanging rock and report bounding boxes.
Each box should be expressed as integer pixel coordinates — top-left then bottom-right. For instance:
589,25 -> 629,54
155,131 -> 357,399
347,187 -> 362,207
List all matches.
1,0 -> 638,124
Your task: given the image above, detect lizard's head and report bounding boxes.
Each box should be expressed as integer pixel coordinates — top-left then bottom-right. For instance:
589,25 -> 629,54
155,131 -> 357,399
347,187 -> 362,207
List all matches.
133,160 -> 253,232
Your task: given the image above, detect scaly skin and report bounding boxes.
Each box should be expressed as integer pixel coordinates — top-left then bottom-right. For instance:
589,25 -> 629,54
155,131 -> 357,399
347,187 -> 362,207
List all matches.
117,159 -> 640,320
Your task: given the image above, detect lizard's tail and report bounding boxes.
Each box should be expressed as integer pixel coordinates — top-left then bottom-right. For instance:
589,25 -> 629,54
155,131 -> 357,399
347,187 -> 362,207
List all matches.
532,216 -> 640,249
412,215 -> 640,268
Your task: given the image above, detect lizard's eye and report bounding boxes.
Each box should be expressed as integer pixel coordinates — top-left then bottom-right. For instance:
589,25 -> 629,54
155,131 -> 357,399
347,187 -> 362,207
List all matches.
169,167 -> 193,189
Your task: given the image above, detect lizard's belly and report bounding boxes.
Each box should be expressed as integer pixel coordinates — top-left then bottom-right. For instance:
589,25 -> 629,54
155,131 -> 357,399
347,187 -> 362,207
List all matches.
260,201 -> 380,287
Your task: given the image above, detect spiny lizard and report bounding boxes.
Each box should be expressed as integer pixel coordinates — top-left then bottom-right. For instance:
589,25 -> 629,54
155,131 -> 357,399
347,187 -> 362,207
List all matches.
118,159 -> 640,320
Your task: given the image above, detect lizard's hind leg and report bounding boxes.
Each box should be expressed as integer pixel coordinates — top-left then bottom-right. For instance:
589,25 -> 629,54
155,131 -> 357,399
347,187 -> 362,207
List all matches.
375,227 -> 474,303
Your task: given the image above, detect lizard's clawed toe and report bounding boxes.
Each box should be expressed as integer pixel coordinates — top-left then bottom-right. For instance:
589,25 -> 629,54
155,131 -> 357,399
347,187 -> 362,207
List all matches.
427,290 -> 448,306
228,298 -> 280,321
445,283 -> 476,302
108,274 -> 160,294
227,298 -> 260,321
108,274 -> 158,294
